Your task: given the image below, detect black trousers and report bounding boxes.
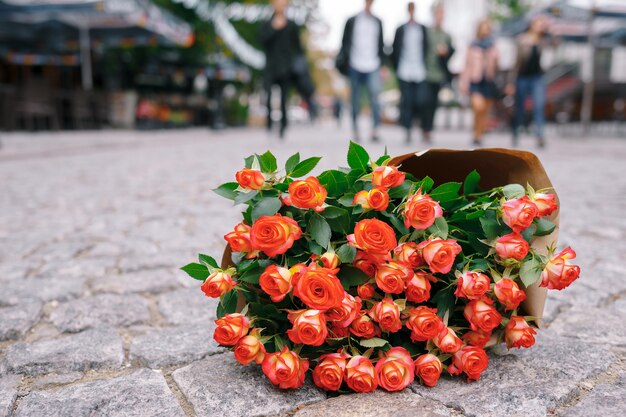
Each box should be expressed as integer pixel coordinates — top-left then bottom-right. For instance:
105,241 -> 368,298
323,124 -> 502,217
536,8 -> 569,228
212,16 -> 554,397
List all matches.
399,80 -> 440,133
422,82 -> 441,133
265,77 -> 290,131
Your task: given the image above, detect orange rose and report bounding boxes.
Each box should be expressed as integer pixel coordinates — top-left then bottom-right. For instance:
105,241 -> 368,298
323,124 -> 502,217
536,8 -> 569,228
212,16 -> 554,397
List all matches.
234,329 -> 266,365
312,353 -> 349,391
200,271 -> 236,298
501,196 -> 538,233
403,189 -> 443,230
353,251 -> 379,277
325,293 -> 362,328
372,165 -> 406,189
294,267 -> 344,310
375,261 -> 412,294
250,215 -> 302,257
454,271 -> 491,300
224,223 -> 259,258
328,323 -> 350,338
447,345 -> 489,381
393,242 -> 423,269
319,252 -> 340,269
494,278 -> 526,310
462,330 -> 492,348
464,297 -> 503,333
261,346 -> 309,389
345,356 -> 378,393
405,306 -> 444,342
540,247 -> 581,290
259,264 -> 293,302
414,354 -> 443,387
405,272 -> 432,303
347,219 -> 397,256
505,316 -> 537,349
370,298 -> 402,333
357,283 -> 376,300
375,347 -> 415,392
433,326 -> 463,353
418,238 -> 462,274
235,168 -> 265,190
289,263 -> 308,287
353,187 -> 390,211
287,309 -> 328,346
532,193 -> 558,218
495,233 -> 529,261
288,176 -> 327,210
350,310 -> 381,339
213,313 -> 250,346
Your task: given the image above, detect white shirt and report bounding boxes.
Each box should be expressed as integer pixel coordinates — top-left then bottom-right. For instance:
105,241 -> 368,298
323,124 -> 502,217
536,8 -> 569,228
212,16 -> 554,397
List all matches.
397,22 -> 426,82
350,12 -> 381,73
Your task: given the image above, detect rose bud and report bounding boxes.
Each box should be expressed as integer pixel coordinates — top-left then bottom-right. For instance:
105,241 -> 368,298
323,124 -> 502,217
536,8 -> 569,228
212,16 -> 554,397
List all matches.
532,193 -> 558,218
345,356 -> 378,393
328,323 -> 350,338
462,330 -> 492,348
320,252 -> 340,269
505,316 -> 537,349
418,238 -> 463,274
325,293 -> 362,328
235,168 -> 265,190
464,297 -> 503,333
261,346 -> 309,389
224,223 -> 259,258
353,251 -> 379,277
495,233 -> 530,261
357,283 -> 376,300
375,261 -> 412,294
433,326 -> 464,353
393,242 -> 423,268
234,330 -> 266,365
540,247 -> 581,290
200,271 -> 236,298
350,310 -> 381,339
447,345 -> 489,381
353,187 -> 390,211
288,176 -> 327,210
414,354 -> 443,387
293,267 -> 345,311
250,215 -> 302,257
312,353 -> 349,391
289,263 -> 308,287
287,309 -> 328,346
454,271 -> 491,300
370,298 -> 402,333
372,165 -> 406,189
405,306 -> 444,342
259,264 -> 293,303
347,219 -> 397,256
494,278 -> 527,310
375,347 -> 415,391
405,272 -> 432,303
501,196 -> 538,233
403,189 -> 444,230
213,313 -> 250,346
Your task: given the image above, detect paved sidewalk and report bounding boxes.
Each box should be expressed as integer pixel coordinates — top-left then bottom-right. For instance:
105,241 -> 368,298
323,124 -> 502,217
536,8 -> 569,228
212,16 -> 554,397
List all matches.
0,124 -> 625,417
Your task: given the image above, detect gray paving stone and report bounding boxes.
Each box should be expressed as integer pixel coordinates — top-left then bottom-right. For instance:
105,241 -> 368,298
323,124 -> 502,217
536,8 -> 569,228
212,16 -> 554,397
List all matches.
0,300 -> 43,340
548,305 -> 626,346
50,294 -> 150,333
0,277 -> 86,307
130,323 -> 223,368
157,287 -> 217,325
561,373 -> 626,417
172,353 -> 326,417
14,369 -> 185,417
90,269 -> 182,295
0,375 -> 21,417
4,327 -> 123,375
31,372 -> 83,389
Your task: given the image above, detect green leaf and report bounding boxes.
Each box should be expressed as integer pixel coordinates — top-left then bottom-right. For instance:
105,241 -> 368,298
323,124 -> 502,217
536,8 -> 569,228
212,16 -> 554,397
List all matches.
244,155 -> 255,169
358,337 -> 389,348
234,191 -> 258,205
376,154 -> 391,165
309,214 -> 332,249
381,211 -> 409,235
318,169 -> 349,197
258,151 -> 278,173
321,206 -> 348,219
198,254 -> 219,269
251,197 -> 282,222
308,239 -> 325,255
479,216 -> 501,240
338,194 -> 356,207
347,141 -> 370,172
213,182 -> 239,200
534,218 -> 556,237
216,290 -> 238,318
426,217 -> 449,239
432,286 -> 456,320
430,182 -> 462,203
417,176 -> 435,193
520,258 -> 543,287
503,184 -> 525,199
463,170 -> 481,195
387,180 -> 413,199
291,157 -> 322,178
239,266 -> 265,285
337,244 -> 357,264
180,263 -> 209,281
337,266 -> 370,290
285,152 -> 301,174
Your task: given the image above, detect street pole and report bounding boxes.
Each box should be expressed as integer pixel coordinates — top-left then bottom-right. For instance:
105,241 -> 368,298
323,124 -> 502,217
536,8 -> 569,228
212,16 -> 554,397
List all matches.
580,2 -> 596,135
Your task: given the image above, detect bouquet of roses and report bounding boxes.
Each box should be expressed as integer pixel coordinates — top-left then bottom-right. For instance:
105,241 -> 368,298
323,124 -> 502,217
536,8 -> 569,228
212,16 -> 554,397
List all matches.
181,143 -> 580,392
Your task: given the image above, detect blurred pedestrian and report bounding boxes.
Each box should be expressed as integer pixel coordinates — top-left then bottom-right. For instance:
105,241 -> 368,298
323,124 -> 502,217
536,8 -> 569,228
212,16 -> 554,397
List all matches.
259,0 -> 304,139
391,2 -> 429,144
337,0 -> 385,143
507,15 -> 549,148
459,18 -> 499,147
423,2 -> 454,143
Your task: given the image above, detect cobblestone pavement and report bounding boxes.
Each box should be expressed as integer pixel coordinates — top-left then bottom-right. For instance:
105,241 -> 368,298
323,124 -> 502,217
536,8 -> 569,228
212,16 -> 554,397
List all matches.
1,124 -> 625,417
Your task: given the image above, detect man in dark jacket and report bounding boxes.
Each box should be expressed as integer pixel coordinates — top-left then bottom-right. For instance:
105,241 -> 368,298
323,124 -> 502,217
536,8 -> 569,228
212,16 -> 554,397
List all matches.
337,0 -> 385,142
391,2 -> 429,144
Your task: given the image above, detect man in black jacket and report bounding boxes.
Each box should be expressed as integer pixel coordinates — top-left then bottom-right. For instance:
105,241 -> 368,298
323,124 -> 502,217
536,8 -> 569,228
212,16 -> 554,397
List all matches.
391,2 -> 429,144
337,0 -> 385,143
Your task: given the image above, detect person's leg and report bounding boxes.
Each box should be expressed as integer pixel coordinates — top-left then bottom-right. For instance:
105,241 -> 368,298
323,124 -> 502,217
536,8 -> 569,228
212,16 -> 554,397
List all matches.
265,79 -> 273,132
471,93 -> 486,145
366,69 -> 382,141
512,77 -> 529,146
349,68 -> 363,141
398,79 -> 413,142
278,78 -> 289,139
421,82 -> 440,141
532,75 -> 546,147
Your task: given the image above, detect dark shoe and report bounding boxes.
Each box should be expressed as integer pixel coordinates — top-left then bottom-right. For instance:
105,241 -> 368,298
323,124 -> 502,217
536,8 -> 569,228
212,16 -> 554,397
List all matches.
405,131 -> 412,145
512,135 -> 519,148
371,135 -> 380,143
537,137 -> 546,148
422,131 -> 432,144
471,138 -> 482,148
279,125 -> 286,140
